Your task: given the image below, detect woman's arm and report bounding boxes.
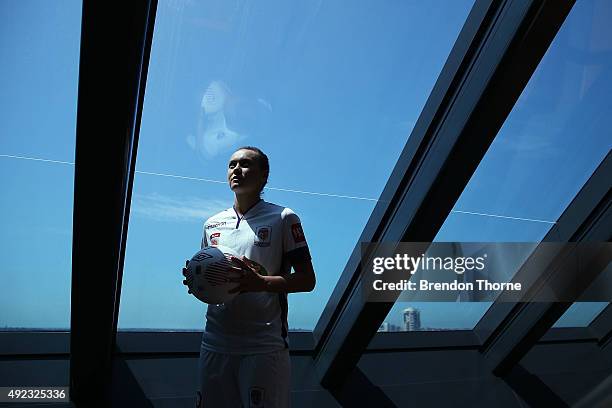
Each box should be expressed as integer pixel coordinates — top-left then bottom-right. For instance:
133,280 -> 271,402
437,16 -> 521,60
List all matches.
227,256 -> 316,294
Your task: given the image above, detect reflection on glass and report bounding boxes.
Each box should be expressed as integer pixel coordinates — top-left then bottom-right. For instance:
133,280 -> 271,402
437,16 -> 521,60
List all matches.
386,0 -> 612,332
0,1 -> 82,330
118,0 -> 475,330
187,80 -> 245,158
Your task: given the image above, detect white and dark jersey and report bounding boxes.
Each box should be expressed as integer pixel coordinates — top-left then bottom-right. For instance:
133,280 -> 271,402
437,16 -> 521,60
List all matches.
200,199 -> 311,354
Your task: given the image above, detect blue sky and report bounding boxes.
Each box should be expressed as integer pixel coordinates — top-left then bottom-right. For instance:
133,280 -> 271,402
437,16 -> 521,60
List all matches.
1,0 -> 610,331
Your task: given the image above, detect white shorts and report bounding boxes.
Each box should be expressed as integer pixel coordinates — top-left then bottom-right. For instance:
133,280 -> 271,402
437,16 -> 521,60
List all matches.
196,347 -> 291,408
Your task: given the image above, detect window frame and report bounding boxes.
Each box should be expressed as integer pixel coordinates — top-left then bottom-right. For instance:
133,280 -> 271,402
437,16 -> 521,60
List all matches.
2,0 -> 611,401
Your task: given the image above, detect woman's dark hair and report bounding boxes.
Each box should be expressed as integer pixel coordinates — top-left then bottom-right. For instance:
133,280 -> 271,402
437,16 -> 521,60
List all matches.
235,146 -> 269,191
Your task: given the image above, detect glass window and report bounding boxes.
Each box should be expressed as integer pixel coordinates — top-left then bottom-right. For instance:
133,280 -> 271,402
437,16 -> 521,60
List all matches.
553,302 -> 608,328
118,0 -> 475,330
385,0 -> 612,331
0,1 -> 82,330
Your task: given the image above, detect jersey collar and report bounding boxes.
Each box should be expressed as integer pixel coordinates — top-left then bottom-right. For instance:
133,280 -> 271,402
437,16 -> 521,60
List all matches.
232,198 -> 264,228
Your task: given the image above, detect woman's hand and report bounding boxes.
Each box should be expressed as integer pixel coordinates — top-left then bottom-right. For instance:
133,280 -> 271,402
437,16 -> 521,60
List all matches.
182,260 -> 193,294
227,255 -> 267,293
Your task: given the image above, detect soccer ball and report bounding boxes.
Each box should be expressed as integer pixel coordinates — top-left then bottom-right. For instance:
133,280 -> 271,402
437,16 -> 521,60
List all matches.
183,245 -> 240,304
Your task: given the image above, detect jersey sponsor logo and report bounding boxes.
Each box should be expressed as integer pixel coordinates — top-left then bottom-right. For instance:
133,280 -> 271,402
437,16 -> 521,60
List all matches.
210,232 -> 221,246
249,387 -> 265,408
205,221 -> 227,229
291,222 -> 306,243
254,226 -> 271,247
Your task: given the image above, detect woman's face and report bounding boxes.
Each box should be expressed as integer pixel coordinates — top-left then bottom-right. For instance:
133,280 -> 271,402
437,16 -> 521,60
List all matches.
227,149 -> 267,195
202,81 -> 227,114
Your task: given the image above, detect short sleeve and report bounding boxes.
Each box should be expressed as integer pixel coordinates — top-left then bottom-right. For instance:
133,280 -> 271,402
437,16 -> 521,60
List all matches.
282,209 -> 311,265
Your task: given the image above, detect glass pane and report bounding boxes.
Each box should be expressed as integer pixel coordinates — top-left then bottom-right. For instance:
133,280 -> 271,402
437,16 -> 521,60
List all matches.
119,0 -> 475,330
553,302 -> 608,328
0,1 -> 82,330
385,0 -> 612,331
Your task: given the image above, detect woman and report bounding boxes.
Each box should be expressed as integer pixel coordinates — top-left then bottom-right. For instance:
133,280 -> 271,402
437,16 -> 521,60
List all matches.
189,146 -> 316,408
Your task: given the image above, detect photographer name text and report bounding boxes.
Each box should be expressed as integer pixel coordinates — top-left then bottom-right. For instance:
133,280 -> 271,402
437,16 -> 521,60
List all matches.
372,279 -> 521,292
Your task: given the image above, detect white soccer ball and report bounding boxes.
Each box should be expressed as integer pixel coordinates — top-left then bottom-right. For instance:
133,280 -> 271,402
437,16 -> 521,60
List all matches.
184,245 -> 240,304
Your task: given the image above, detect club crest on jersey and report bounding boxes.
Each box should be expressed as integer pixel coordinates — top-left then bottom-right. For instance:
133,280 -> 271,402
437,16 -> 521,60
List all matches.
210,232 -> 221,246
254,226 -> 271,247
291,222 -> 306,243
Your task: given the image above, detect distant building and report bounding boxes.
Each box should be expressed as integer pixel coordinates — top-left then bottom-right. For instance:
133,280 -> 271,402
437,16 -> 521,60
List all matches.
378,322 -> 401,332
403,307 -> 421,331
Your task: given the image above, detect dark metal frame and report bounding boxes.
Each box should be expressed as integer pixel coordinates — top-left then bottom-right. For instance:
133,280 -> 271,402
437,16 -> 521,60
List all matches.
478,152 -> 612,376
68,0 -> 157,405
591,304 -> 612,348
312,0 -> 578,388
0,326 -> 599,358
1,0 -> 611,403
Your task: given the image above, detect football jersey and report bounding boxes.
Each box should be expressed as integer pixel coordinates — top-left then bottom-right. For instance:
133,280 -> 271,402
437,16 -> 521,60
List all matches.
200,199 -> 311,354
